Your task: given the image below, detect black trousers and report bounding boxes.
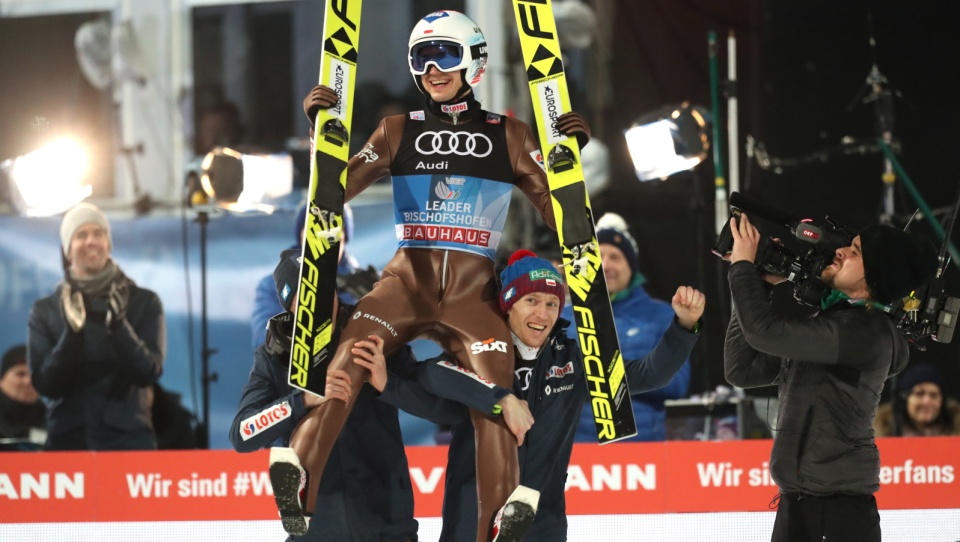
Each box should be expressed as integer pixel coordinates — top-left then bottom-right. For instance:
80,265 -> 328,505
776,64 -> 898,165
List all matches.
771,493 -> 881,542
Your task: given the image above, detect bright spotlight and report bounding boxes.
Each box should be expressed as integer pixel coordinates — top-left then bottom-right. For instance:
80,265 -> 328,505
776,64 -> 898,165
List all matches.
1,137 -> 92,216
624,102 -> 711,181
194,147 -> 293,212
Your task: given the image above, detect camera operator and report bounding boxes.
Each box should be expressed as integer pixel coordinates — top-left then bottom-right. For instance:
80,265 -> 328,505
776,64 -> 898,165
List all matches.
723,213 -> 936,542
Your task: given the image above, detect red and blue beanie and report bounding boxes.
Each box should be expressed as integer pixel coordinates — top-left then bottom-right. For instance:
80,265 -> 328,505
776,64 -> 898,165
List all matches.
499,249 -> 565,314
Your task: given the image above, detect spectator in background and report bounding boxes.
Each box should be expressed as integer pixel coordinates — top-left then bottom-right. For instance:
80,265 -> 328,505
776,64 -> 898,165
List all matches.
195,101 -> 245,155
0,344 -> 46,449
28,203 -> 165,450
875,363 -> 960,437
149,382 -> 199,450
564,213 -> 692,442
251,202 -> 371,349
349,82 -> 407,158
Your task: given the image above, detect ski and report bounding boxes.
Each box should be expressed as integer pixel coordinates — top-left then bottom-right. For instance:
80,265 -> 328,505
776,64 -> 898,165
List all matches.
289,0 -> 363,395
512,0 -> 637,443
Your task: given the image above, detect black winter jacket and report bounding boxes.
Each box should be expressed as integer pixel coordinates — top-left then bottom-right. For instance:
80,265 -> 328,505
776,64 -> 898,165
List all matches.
229,311 -> 463,542
724,261 -> 910,496
28,282 -> 165,450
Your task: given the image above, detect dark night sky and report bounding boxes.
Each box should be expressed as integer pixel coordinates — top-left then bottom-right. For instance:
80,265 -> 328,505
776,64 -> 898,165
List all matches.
593,0 -> 960,397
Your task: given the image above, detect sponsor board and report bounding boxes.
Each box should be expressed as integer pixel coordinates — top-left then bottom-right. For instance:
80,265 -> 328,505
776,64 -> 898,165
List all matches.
1,439 -> 957,522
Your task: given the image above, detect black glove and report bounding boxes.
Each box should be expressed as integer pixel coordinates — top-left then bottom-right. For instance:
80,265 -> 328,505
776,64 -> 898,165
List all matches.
336,265 -> 380,301
105,280 -> 129,330
556,111 -> 591,150
60,283 -> 86,333
303,85 -> 340,127
264,312 -> 294,356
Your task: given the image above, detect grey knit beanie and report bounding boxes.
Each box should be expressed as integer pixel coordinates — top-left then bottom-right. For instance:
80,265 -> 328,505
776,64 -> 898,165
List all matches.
60,202 -> 111,257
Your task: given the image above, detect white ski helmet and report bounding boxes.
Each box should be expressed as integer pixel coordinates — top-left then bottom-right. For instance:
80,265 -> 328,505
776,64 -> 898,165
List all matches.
408,10 -> 488,95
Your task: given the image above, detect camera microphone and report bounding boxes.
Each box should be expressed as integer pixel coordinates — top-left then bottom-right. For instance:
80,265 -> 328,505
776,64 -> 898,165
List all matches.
728,192 -> 802,228
712,192 -> 799,257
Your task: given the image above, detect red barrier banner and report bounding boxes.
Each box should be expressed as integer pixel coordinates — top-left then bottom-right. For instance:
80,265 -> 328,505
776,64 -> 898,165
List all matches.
1,438 -> 957,523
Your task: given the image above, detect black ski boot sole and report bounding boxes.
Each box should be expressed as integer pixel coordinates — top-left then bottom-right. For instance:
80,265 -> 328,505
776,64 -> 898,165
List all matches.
270,459 -> 308,535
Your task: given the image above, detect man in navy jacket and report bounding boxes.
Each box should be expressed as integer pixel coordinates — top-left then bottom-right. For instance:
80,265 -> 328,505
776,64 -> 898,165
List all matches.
366,250 -> 705,540
231,248 -> 464,541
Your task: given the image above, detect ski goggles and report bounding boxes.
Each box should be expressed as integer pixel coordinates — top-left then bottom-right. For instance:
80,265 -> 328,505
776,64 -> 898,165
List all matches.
409,40 -> 467,74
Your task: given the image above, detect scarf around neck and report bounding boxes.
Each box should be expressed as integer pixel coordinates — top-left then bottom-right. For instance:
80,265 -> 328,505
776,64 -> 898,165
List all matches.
67,259 -> 124,297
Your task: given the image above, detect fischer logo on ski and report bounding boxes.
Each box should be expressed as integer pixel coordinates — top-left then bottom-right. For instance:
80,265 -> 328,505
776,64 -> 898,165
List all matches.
289,0 -> 363,396
512,0 -> 637,443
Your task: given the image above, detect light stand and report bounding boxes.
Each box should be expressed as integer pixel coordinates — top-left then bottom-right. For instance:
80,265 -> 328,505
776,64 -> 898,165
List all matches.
185,163 -> 222,450
194,206 -> 219,449
624,101 -> 713,391
186,147 -> 293,447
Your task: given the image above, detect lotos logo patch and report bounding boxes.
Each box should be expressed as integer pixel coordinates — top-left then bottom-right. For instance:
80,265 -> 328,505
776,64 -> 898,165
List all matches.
546,361 -> 575,380
240,401 -> 291,441
441,102 -> 469,115
471,338 -> 508,354
529,150 -> 545,172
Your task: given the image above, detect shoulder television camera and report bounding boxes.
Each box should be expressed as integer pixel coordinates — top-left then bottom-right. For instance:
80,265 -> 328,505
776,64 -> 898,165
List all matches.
713,191 -> 959,347
712,192 -> 853,307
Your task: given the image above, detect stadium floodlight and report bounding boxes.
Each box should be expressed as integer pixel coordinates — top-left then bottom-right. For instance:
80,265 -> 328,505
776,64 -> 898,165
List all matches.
624,102 -> 711,182
192,147 -> 293,212
1,137 -> 92,217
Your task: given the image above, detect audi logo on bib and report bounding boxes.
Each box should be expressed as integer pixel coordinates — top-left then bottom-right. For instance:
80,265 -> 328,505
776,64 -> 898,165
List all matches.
415,130 -> 493,158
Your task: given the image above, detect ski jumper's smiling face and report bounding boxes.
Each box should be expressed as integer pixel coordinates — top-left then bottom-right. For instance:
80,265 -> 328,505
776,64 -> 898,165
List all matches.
420,65 -> 465,104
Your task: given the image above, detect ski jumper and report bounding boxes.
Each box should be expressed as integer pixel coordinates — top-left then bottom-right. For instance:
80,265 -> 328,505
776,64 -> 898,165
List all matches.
289,96 -> 554,541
